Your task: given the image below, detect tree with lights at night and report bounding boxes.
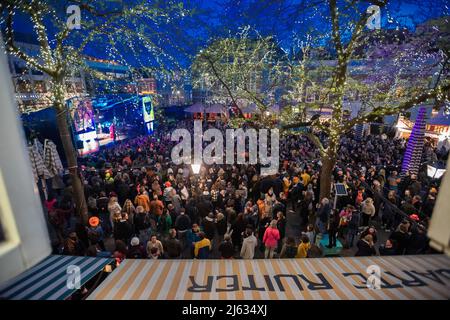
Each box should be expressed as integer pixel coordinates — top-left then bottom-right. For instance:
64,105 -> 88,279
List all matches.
0,0 -> 192,223
195,0 -> 450,200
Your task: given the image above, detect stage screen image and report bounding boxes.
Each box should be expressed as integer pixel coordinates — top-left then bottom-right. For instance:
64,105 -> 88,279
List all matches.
70,98 -> 96,133
77,130 -> 99,156
142,95 -> 154,134
69,98 -> 99,156
142,96 -> 154,123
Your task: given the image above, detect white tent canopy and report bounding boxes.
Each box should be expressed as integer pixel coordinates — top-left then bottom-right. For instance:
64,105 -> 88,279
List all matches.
240,102 -> 259,114
268,103 -> 280,114
184,102 -> 204,113
204,103 -> 227,115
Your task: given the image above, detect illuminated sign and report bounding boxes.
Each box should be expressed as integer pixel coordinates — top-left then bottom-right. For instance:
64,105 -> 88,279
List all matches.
142,95 -> 154,123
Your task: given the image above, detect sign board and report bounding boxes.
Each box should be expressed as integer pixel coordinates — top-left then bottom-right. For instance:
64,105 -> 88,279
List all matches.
88,255 -> 450,300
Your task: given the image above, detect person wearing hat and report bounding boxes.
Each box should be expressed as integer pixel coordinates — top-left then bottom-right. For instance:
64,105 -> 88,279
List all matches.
127,237 -> 146,259
163,181 -> 174,204
87,216 -> 105,251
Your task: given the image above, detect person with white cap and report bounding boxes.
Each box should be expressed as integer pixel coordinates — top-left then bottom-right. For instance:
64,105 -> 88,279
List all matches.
127,237 -> 145,259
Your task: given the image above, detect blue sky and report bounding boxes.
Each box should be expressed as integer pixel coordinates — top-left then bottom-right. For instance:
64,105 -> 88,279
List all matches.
6,0 -> 450,68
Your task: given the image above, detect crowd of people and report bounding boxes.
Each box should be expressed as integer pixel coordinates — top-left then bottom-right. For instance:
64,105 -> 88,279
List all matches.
43,119 -> 447,264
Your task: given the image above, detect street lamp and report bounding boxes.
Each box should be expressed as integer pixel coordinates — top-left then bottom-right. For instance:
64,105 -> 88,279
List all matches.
191,163 -> 201,175
427,163 -> 446,179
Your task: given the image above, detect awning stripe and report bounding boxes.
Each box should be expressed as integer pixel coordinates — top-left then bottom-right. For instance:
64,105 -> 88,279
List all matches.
86,255 -> 450,300
311,258 -> 341,300
0,255 -> 62,295
110,260 -> 142,300
348,257 -> 387,299
0,255 -> 113,300
379,256 -> 447,299
285,259 -> 311,300
268,259 -> 289,300
320,259 -> 356,300
176,261 -> 193,300
200,260 -> 211,301
48,258 -> 111,300
166,260 -> 186,300
28,257 -> 100,300
298,259 -> 331,300
350,257 -> 392,300
329,258 -> 370,300
5,256 -> 84,299
0,255 -> 71,297
140,260 -> 166,300
154,261 -> 182,300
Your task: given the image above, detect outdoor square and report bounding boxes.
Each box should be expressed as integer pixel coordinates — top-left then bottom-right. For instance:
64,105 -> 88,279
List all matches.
0,0 -> 449,304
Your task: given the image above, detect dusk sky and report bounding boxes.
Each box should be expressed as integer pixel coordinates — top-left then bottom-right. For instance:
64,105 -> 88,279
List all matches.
7,0 -> 450,68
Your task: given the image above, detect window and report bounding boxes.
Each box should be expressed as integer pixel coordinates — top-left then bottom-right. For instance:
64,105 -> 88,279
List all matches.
31,69 -> 43,75
13,61 -> 28,74
16,79 -> 32,93
33,80 -> 46,93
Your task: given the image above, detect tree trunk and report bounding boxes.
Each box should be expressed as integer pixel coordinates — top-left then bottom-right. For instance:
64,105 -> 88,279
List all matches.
53,82 -> 88,225
319,155 -> 336,201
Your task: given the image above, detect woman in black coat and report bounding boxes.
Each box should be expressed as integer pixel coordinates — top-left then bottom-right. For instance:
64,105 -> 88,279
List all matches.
355,234 -> 377,256
216,212 -> 228,239
230,213 -> 247,250
202,213 -> 217,241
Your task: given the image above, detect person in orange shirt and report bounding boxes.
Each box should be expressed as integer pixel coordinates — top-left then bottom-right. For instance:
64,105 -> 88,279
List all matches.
134,189 -> 151,213
149,194 -> 164,217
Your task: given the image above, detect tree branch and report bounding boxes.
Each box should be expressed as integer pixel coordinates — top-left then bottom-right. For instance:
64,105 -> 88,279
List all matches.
4,8 -> 55,76
344,82 -> 450,131
204,54 -> 244,118
329,0 -> 344,58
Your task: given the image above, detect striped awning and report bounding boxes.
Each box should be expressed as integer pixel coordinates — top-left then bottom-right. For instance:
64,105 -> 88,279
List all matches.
88,255 -> 450,300
0,255 -> 113,300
